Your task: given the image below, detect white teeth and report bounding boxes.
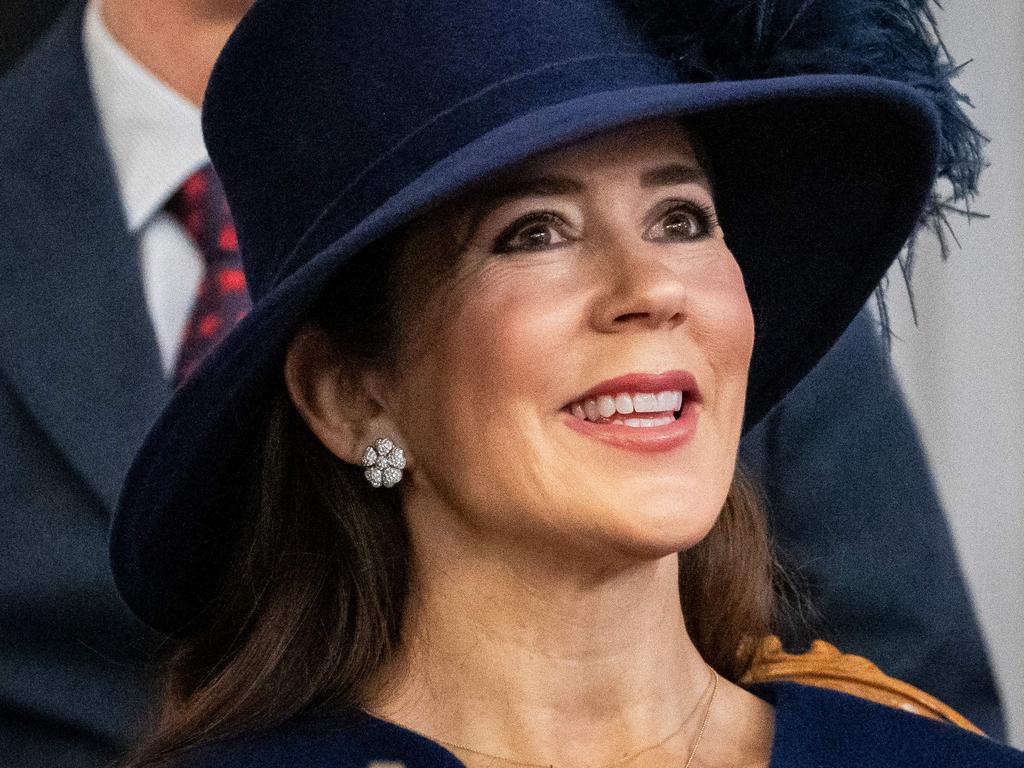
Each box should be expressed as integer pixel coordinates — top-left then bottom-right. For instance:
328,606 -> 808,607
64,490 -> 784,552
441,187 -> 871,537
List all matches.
569,390 -> 686,426
622,414 -> 674,428
656,390 -> 683,412
631,393 -> 658,412
632,390 -> 683,413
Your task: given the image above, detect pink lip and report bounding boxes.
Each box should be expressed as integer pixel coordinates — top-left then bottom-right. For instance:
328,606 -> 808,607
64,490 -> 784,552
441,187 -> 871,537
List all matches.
567,370 -> 701,406
562,398 -> 699,453
562,370 -> 702,454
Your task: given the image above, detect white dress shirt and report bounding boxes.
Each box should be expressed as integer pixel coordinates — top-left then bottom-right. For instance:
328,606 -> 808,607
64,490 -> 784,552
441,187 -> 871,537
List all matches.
82,0 -> 208,377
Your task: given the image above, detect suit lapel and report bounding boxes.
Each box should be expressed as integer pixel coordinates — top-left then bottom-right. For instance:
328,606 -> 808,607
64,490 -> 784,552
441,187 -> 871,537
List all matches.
0,1 -> 170,513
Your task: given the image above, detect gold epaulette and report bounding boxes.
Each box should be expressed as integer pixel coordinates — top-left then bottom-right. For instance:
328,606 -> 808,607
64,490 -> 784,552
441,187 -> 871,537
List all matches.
741,635 -> 985,736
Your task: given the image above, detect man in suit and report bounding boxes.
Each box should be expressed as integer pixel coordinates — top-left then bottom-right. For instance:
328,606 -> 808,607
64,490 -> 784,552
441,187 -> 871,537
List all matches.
0,0 -> 1005,765
0,1 -> 251,765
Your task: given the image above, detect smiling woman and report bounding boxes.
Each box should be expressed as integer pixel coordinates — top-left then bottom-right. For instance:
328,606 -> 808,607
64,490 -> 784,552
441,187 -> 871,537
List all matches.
320,122 -> 754,565
109,0 -> 1024,767
289,115 -> 771,678
135,119 -> 779,768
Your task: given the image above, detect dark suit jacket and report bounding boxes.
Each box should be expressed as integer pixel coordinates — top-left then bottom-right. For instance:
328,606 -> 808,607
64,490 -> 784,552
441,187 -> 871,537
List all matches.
171,682 -> 1024,768
0,3 -> 1005,766
0,3 -> 169,767
0,0 -> 68,75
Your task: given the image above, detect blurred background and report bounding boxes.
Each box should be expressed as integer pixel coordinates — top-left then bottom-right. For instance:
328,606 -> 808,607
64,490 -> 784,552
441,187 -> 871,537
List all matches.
4,0 -> 1022,747
879,0 -> 1024,747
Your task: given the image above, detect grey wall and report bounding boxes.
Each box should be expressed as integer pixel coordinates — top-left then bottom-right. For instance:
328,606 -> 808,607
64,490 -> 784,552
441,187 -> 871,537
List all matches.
883,0 -> 1024,747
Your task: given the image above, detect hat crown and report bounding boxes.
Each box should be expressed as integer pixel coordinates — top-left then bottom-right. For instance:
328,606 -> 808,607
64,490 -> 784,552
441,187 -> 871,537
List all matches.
203,0 -> 676,299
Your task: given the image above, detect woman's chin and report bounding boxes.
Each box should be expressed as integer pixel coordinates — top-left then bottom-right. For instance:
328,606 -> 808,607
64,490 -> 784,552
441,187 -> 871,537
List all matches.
576,497 -> 725,563
624,515 -> 719,559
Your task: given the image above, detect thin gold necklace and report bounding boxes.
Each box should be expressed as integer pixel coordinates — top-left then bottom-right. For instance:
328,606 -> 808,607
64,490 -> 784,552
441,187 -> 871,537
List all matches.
433,668 -> 719,768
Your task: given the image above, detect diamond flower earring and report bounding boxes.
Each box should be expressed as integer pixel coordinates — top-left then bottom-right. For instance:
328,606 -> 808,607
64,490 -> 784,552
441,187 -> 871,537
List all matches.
362,437 -> 406,488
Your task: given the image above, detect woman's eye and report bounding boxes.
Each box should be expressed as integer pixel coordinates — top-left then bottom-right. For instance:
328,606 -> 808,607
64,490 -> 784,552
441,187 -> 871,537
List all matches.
646,202 -> 717,242
493,213 -> 570,253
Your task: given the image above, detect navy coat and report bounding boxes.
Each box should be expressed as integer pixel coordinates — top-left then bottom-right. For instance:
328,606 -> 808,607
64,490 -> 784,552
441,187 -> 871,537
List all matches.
0,1 -> 1005,766
173,683 -> 1024,768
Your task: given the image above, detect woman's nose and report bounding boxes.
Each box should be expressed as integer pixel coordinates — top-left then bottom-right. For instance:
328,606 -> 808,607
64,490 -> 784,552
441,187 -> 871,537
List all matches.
587,238 -> 688,333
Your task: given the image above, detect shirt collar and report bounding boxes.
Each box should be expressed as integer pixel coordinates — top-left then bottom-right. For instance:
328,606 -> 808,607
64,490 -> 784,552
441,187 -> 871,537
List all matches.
82,0 -> 209,233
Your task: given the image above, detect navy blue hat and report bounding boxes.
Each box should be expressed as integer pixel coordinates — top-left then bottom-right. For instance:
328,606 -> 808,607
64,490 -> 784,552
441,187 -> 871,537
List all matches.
112,0 -> 962,635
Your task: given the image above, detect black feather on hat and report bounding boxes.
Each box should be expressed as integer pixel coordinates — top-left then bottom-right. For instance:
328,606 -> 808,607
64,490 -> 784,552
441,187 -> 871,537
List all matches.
622,0 -> 987,333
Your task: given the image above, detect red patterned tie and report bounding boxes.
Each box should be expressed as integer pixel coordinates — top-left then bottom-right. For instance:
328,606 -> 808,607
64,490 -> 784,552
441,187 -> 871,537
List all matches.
165,166 -> 251,385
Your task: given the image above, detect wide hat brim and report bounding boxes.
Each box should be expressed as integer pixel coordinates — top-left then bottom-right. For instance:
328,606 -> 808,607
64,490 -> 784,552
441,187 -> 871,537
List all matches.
112,74 -> 938,636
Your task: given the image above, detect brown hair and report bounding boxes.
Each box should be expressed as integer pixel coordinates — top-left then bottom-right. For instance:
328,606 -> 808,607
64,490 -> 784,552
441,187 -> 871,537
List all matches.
122,135 -> 796,767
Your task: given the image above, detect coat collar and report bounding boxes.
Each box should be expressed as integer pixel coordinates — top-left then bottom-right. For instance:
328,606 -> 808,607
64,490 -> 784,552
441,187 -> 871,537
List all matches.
177,681 -> 1023,767
0,0 -> 169,513
752,681 -> 1020,767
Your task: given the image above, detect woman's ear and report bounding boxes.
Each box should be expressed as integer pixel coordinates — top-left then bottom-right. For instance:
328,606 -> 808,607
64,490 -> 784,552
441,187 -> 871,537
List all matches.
284,322 -> 385,465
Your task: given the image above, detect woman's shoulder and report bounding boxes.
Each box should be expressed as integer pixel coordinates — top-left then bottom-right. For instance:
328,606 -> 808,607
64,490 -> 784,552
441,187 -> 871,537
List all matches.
757,680 -> 1024,767
172,710 -> 464,768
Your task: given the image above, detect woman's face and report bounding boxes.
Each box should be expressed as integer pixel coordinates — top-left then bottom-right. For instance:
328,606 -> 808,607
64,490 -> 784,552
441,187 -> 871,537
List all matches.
381,118 -> 754,565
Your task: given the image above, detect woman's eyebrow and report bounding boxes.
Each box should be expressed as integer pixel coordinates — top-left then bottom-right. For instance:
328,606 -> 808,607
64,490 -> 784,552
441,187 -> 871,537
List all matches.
477,175 -> 583,207
466,161 -> 711,234
480,162 -> 709,205
640,162 -> 711,191
466,176 -> 583,235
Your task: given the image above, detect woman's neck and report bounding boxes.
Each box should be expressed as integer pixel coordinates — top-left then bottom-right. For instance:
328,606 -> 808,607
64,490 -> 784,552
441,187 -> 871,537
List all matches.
366,530 -> 723,768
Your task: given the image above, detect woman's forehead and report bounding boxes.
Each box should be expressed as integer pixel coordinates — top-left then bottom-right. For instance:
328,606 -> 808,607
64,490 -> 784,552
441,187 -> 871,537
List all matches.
508,117 -> 702,180
464,119 -> 711,220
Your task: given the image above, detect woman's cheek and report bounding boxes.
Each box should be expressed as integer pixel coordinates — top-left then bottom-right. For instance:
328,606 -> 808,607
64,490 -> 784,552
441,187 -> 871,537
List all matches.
687,254 -> 754,359
456,265 -> 578,373
710,251 -> 753,337
686,257 -> 754,438
725,284 -> 756,364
